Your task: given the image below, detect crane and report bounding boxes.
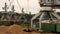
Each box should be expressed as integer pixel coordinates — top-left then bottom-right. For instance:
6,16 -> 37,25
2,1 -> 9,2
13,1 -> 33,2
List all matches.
16,0 -> 28,23
1,3 -> 10,20
31,0 -> 60,32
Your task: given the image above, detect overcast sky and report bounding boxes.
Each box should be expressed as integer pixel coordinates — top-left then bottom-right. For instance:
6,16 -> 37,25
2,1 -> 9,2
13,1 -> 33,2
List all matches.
0,0 -> 40,14
0,0 -> 60,14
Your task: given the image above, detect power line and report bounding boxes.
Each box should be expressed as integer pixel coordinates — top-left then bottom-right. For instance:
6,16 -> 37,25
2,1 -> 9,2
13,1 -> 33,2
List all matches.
8,0 -> 14,11
8,0 -> 14,6
16,0 -> 22,10
27,0 -> 29,13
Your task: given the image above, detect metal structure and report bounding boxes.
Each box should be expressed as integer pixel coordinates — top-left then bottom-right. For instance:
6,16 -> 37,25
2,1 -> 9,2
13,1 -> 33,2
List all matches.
20,8 -> 27,23
9,5 -> 17,20
31,0 -> 60,31
1,3 -> 10,20
16,0 -> 27,23
8,0 -> 18,21
1,2 -> 16,21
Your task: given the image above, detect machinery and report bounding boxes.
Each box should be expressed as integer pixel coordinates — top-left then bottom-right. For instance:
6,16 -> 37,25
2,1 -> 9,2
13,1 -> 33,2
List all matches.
31,0 -> 60,32
9,5 -> 17,20
20,8 -> 27,23
1,2 -> 17,21
1,3 -> 10,20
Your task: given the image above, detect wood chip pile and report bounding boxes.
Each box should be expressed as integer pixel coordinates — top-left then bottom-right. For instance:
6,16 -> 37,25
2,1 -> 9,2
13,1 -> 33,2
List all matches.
0,24 -> 57,34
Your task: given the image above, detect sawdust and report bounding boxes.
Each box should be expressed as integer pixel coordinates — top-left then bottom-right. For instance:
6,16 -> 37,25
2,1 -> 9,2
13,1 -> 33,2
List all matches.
8,24 -> 23,32
0,24 -> 57,34
0,32 -> 6,34
0,25 -> 9,32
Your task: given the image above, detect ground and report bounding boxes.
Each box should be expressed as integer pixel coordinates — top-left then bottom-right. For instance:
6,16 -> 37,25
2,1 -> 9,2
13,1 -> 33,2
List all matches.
0,24 -> 58,34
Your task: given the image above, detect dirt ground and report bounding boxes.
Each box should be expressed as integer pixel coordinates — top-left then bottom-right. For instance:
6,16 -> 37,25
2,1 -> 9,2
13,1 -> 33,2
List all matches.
0,24 -> 58,34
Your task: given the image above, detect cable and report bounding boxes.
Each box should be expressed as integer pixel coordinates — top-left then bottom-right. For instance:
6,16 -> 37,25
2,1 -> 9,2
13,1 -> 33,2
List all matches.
27,0 -> 29,13
8,0 -> 14,6
16,0 -> 22,10
8,0 -> 14,11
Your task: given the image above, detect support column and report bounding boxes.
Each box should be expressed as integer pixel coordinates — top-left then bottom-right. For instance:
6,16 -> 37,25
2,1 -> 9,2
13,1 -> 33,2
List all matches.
39,12 -> 45,31
31,12 -> 41,28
